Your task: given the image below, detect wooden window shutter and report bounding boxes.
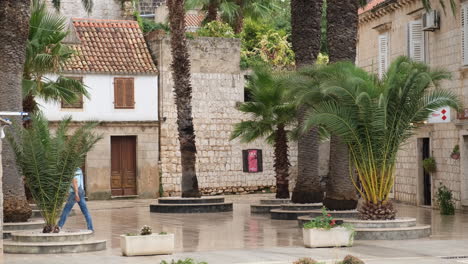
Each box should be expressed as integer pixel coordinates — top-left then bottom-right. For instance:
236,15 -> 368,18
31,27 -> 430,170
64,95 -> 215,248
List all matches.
257,149 -> 263,172
61,77 -> 84,109
408,20 -> 425,62
378,34 -> 389,79
114,78 -> 134,109
462,4 -> 468,66
125,78 -> 135,108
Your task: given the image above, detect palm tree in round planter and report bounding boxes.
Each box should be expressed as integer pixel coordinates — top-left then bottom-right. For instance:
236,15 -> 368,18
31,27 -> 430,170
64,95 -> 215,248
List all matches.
6,113 -> 101,232
304,57 -> 460,220
231,67 -> 297,198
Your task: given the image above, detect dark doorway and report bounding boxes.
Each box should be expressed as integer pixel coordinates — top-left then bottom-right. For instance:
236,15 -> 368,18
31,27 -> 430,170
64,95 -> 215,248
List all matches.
422,138 -> 431,206
111,136 -> 137,196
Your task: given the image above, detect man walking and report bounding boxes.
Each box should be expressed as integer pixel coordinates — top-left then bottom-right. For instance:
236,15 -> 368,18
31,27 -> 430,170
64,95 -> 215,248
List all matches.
58,167 -> 94,231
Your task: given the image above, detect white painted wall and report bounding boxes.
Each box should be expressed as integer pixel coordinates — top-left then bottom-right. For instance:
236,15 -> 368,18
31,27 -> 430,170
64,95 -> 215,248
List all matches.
39,74 -> 159,122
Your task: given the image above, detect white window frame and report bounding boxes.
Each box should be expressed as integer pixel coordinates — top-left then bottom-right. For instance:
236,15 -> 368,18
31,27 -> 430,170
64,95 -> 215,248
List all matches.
408,20 -> 426,62
378,33 -> 389,79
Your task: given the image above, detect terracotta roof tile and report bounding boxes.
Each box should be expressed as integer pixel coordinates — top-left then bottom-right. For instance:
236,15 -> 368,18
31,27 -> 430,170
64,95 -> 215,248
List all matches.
63,18 -> 158,74
359,0 -> 388,15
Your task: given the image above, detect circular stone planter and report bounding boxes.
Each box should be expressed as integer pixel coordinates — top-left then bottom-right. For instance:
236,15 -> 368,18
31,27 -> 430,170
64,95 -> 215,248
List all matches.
11,230 -> 94,243
343,218 -> 417,228
3,230 -> 106,254
3,219 -> 45,232
259,199 -> 290,205
150,196 -> 233,213
251,199 -> 291,214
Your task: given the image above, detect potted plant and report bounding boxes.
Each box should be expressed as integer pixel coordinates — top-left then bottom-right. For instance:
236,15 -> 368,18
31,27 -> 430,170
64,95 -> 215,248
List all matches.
451,145 -> 460,160
423,157 -> 437,173
436,184 -> 455,215
302,207 -> 355,248
120,225 -> 174,256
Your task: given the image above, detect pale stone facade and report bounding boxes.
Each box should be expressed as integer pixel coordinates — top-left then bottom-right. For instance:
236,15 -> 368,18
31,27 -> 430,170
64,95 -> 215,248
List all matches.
46,0 -> 128,20
358,0 -> 468,210
146,35 -> 303,196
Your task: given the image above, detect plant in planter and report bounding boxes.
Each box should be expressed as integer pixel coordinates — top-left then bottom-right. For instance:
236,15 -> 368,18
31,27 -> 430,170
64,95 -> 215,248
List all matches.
302,57 -> 460,220
302,207 -> 355,248
423,157 -> 437,173
436,184 -> 455,215
121,225 -> 174,256
6,113 -> 101,233
451,145 -> 460,160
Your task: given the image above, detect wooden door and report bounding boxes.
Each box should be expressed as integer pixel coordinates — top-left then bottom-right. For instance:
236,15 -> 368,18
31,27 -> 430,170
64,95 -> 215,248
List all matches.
111,136 -> 137,196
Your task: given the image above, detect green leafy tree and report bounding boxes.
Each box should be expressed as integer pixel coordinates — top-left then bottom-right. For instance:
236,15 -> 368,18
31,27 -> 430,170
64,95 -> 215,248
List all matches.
304,57 -> 461,220
6,113 -> 101,233
186,0 -> 279,33
23,0 -> 89,113
197,21 -> 235,37
231,67 -> 297,198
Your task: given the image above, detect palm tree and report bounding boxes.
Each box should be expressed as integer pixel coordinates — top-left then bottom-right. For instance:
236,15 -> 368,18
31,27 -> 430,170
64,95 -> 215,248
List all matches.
0,0 -> 33,223
305,57 -> 460,220
23,0 -> 89,114
186,0 -> 278,33
324,0 -> 361,210
6,113 -> 101,233
290,0 -> 324,204
231,68 -> 297,199
51,0 -> 93,13
167,0 -> 201,198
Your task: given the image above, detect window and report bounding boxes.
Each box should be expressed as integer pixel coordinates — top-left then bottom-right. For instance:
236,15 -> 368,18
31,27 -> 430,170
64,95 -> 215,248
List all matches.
462,3 -> 468,66
61,77 -> 83,109
242,149 -> 263,173
114,78 -> 135,109
378,33 -> 389,79
408,20 -> 425,62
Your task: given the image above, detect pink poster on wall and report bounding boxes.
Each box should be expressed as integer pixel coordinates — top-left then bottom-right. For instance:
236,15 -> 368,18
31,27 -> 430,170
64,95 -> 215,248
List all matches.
248,149 -> 258,172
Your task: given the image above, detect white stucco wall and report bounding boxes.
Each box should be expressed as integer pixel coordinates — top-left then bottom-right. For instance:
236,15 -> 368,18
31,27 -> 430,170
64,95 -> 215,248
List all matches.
39,74 -> 158,122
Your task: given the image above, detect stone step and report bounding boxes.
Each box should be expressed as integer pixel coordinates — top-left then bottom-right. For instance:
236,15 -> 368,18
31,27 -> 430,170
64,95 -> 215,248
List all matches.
11,230 -> 94,243
251,204 -> 282,214
354,225 -> 431,240
157,196 -> 225,204
3,240 -> 107,254
259,199 -> 290,205
270,209 -> 317,220
298,216 -> 417,229
280,203 -> 323,211
3,219 -> 45,232
150,202 -> 233,213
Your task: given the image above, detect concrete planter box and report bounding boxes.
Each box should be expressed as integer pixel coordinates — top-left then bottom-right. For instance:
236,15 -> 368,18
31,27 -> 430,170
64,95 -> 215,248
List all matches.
303,227 -> 354,248
120,233 -> 174,256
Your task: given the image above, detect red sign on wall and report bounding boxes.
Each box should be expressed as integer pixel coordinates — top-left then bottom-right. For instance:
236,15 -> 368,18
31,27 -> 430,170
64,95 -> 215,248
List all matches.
248,149 -> 258,172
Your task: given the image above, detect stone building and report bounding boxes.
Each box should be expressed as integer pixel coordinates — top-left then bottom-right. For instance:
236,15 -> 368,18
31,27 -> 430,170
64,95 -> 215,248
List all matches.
358,0 -> 468,210
0,117 -> 11,253
40,19 -> 160,199
146,34 -> 305,196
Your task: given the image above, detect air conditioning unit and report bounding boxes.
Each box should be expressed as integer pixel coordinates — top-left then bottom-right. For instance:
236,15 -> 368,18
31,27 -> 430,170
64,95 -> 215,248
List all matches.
423,10 -> 440,31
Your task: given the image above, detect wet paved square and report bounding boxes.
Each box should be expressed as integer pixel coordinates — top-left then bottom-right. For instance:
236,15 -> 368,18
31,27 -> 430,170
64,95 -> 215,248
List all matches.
3,194 -> 468,264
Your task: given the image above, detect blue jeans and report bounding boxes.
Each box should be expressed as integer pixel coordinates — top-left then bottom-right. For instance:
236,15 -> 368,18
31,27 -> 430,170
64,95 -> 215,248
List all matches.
58,187 -> 94,231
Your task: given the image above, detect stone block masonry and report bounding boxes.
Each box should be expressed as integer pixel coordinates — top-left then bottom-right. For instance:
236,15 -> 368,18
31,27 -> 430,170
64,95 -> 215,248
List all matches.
146,35 -> 303,196
0,140 -> 3,254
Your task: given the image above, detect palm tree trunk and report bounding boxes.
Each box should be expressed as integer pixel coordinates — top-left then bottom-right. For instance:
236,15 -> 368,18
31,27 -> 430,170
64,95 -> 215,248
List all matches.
233,0 -> 244,34
0,0 -> 33,222
290,0 -> 324,203
274,124 -> 290,199
167,0 -> 201,198
325,0 -> 359,210
205,0 -> 218,23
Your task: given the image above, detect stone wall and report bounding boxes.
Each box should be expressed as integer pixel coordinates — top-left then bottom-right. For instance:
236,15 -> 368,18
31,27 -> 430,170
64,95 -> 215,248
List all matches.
358,0 -> 466,209
46,0 -> 128,20
146,34 -> 317,196
51,122 -> 160,200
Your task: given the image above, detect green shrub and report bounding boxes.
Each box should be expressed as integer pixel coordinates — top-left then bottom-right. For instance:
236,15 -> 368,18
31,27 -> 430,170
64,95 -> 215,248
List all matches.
436,184 -> 455,215
161,259 -> 207,264
140,225 -> 152,235
452,144 -> 460,154
293,258 -> 321,264
423,157 -> 437,173
141,18 -> 170,34
303,207 -> 337,230
340,255 -> 365,264
197,21 -> 235,38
